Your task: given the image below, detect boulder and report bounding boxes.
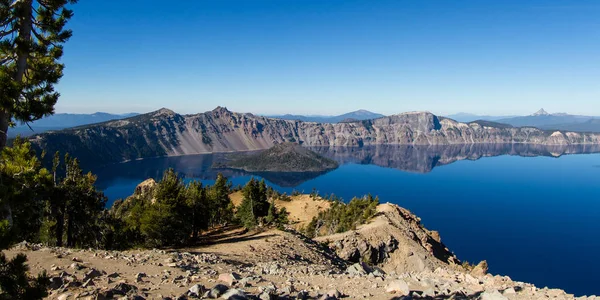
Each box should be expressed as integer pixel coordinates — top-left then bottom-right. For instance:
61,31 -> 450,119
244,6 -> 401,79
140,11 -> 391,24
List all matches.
188,284 -> 205,298
470,261 -> 489,277
219,272 -> 241,286
83,268 -> 104,281
220,288 -> 246,299
386,280 -> 410,296
205,284 -> 229,298
346,262 -> 372,276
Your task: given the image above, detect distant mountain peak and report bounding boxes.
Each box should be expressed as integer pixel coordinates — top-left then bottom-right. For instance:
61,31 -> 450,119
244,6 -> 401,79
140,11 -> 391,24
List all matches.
152,108 -> 176,117
532,108 -> 549,116
212,106 -> 231,114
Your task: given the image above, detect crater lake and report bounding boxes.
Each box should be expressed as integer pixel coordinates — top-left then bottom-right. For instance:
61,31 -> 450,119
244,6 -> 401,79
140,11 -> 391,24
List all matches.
92,144 -> 600,296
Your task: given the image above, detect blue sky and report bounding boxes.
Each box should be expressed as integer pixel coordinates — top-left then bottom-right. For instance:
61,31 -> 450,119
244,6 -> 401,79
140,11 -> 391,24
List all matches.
55,0 -> 600,116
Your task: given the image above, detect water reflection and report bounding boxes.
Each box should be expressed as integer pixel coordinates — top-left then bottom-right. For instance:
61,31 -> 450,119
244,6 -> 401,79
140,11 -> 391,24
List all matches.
93,143 -> 600,190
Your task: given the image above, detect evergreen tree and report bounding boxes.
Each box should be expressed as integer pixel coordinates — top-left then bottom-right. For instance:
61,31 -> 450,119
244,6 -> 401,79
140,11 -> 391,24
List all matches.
0,253 -> 48,299
61,156 -> 106,247
0,0 -> 78,150
207,173 -> 232,226
186,180 -> 208,240
0,139 -> 50,299
236,178 -> 269,228
139,169 -> 189,247
0,137 -> 51,244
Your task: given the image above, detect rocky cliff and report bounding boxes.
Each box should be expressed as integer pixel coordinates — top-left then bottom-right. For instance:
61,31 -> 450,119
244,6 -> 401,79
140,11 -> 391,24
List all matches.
30,107 -> 600,167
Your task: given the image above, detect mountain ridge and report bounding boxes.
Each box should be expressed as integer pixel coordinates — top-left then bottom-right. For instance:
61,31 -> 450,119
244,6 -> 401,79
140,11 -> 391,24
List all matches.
8,112 -> 139,137
269,109 -> 384,123
29,107 -> 600,168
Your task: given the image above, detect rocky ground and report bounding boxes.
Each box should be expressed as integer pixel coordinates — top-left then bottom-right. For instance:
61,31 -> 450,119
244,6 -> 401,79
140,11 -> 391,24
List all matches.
4,197 -> 598,300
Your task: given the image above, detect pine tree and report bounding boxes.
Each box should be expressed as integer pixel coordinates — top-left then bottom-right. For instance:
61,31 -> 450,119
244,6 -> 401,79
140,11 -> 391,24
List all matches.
186,180 -> 208,240
237,178 -> 269,228
139,169 -> 189,247
0,0 -> 78,150
61,156 -> 106,247
208,173 -> 232,226
0,137 -> 51,243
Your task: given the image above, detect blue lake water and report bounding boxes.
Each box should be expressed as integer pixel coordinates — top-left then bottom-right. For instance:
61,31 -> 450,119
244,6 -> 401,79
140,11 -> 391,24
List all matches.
92,145 -> 600,296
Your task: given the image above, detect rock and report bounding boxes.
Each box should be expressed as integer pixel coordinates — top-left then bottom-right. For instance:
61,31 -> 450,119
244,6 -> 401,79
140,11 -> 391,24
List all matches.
57,293 -> 72,300
471,261 -> 489,277
480,289 -> 508,300
258,291 -> 275,300
48,276 -> 63,290
82,278 -> 95,288
296,290 -> 310,300
220,288 -> 246,299
136,272 -> 147,282
188,284 -> 205,297
346,262 -> 372,276
83,268 -> 103,281
205,284 -> 229,298
326,289 -> 342,298
371,267 -> 386,278
219,272 -> 241,286
503,287 -> 516,295
69,262 -> 84,270
422,287 -> 436,297
386,280 -> 410,296
107,272 -> 120,278
111,282 -> 139,296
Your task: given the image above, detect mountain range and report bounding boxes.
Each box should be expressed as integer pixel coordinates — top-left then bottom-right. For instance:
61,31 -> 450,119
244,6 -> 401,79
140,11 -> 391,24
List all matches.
447,109 -> 600,132
8,112 -> 139,138
269,109 -> 384,123
27,106 -> 600,169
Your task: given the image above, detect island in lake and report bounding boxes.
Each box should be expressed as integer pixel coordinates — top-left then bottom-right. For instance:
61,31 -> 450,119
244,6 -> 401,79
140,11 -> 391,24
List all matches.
217,142 -> 339,173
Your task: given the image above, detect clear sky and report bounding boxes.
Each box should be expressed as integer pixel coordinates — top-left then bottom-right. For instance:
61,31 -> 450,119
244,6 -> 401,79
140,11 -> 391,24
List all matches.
55,0 -> 600,116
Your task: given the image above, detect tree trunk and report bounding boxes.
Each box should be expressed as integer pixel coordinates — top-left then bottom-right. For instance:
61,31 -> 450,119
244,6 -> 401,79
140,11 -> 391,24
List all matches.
66,213 -> 73,247
0,110 -> 8,150
55,210 -> 64,247
15,0 -> 33,84
0,0 -> 34,229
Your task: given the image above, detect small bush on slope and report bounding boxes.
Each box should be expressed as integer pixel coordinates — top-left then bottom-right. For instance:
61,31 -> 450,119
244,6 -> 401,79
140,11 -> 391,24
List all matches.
302,194 -> 379,238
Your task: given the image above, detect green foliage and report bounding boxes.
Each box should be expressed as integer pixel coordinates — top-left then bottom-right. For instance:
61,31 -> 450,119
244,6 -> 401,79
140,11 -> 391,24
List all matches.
0,253 -> 49,300
0,0 -> 78,149
138,169 -> 189,247
45,153 -> 106,248
236,178 -> 270,228
110,171 -> 235,248
302,194 -> 379,238
0,137 -> 51,244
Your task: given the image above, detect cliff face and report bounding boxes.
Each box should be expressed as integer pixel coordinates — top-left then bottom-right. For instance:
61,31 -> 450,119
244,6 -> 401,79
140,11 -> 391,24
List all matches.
30,107 -> 600,167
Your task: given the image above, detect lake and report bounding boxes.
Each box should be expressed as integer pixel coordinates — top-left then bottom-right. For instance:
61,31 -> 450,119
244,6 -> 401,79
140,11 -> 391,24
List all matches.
92,144 -> 600,296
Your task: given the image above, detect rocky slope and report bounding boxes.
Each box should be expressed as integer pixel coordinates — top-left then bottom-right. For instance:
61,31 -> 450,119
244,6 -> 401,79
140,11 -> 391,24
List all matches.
29,107 -> 600,168
5,189 -> 597,299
